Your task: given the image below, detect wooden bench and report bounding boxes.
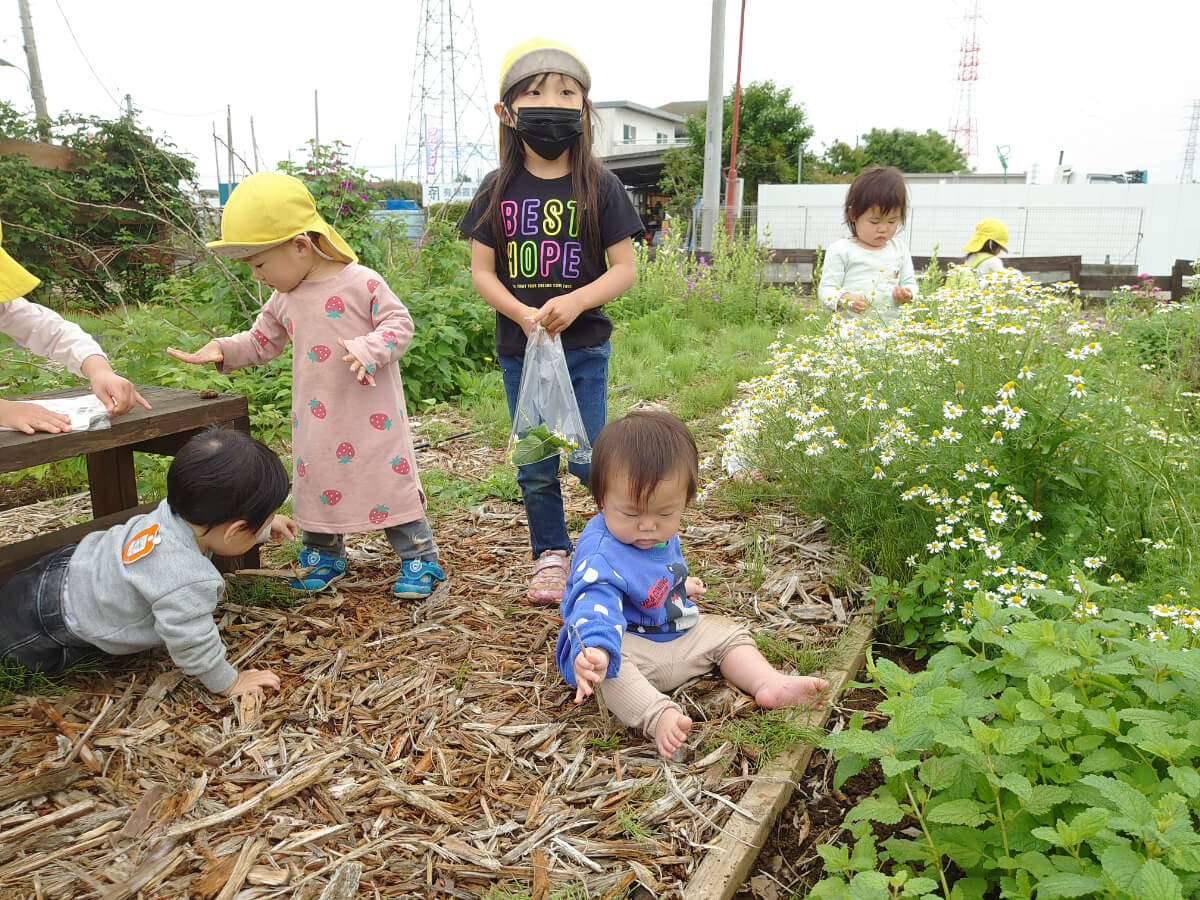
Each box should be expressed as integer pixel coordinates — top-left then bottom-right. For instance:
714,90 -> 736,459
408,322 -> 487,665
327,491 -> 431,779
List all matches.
0,385 -> 261,582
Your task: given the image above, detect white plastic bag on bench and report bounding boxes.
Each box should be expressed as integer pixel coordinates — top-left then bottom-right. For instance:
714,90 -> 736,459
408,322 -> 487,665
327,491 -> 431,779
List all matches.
507,326 -> 592,467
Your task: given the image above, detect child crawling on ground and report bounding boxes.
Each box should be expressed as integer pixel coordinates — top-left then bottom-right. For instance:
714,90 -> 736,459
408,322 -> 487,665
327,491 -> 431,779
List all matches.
555,409 -> 829,757
0,426 -> 295,698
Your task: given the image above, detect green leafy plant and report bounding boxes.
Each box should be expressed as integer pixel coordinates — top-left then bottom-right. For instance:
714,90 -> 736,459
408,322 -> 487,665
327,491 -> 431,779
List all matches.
508,424 -> 580,466
816,591 -> 1200,898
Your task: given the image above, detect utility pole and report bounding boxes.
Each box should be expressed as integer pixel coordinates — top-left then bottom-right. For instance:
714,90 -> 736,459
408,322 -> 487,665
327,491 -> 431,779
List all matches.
123,93 -> 133,122
699,0 -> 726,253
226,106 -> 234,190
17,0 -> 51,141
250,116 -> 261,171
723,0 -> 746,238
314,90 -> 320,148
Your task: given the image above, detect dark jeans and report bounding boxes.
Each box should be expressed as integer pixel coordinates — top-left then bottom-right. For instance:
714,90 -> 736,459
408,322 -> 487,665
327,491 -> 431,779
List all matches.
499,340 -> 609,559
0,545 -> 97,675
303,517 -> 439,563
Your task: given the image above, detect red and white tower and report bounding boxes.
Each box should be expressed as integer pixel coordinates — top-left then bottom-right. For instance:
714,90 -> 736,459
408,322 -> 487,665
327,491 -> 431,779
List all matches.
948,0 -> 981,168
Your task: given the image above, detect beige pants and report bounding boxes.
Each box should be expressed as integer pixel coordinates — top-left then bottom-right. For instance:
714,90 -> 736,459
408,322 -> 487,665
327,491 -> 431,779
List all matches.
602,615 -> 755,739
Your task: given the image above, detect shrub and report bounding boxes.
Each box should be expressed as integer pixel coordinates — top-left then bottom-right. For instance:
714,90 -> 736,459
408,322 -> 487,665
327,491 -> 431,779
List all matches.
0,101 -> 198,305
615,221 -> 794,327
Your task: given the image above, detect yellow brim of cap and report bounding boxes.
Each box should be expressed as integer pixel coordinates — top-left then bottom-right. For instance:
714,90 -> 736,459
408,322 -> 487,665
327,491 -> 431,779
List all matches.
0,245 -> 40,304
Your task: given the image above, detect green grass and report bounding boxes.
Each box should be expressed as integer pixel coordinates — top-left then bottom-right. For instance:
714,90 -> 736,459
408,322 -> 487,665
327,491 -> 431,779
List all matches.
753,631 -> 840,676
224,575 -> 305,608
716,708 -> 827,769
0,655 -> 108,705
615,804 -> 659,840
483,882 -> 618,900
584,731 -> 624,750
421,465 -> 524,521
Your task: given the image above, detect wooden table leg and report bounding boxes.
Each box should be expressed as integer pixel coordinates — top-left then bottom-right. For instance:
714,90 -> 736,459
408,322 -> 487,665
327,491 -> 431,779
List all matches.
86,447 -> 138,518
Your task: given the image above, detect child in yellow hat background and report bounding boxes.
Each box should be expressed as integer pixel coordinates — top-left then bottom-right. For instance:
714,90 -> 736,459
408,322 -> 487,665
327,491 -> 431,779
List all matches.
0,221 -> 149,433
167,172 -> 444,599
459,37 -> 643,604
963,218 -> 1020,277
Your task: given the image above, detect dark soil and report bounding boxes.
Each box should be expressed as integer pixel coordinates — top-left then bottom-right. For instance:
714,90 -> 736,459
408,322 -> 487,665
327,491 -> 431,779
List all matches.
0,472 -> 86,512
734,642 -> 924,898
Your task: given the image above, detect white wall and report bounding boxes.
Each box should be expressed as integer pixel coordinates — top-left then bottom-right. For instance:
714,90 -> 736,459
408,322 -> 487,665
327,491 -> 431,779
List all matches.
757,183 -> 1200,273
592,107 -> 681,158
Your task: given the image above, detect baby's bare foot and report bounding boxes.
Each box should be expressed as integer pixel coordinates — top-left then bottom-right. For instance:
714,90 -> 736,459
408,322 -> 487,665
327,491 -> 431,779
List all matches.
655,708 -> 693,758
755,674 -> 830,710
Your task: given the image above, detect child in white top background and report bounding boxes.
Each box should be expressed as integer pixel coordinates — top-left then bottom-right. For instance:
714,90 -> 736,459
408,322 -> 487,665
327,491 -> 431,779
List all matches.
0,222 -> 149,433
167,172 -> 444,600
558,410 -> 830,757
817,165 -> 918,323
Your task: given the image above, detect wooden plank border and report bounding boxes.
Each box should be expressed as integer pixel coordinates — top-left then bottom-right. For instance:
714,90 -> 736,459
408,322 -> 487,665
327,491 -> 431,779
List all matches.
684,618 -> 874,899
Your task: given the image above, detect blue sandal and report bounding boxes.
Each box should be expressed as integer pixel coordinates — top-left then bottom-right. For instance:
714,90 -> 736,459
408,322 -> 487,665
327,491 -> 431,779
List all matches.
289,547 -> 347,592
392,559 -> 446,599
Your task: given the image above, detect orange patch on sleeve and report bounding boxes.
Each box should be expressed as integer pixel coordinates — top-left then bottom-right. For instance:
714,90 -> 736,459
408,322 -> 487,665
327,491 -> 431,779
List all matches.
121,523 -> 161,564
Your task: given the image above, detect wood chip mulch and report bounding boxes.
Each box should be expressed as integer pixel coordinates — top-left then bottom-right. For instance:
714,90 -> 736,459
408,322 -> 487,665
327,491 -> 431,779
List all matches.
0,421 -> 865,898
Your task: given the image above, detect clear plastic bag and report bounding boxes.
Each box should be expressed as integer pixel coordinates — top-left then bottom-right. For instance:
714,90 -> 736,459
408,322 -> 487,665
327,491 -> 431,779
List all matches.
507,326 -> 592,467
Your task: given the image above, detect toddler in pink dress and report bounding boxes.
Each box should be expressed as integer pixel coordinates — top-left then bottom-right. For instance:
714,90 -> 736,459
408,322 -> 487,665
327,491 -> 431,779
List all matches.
168,172 -> 443,598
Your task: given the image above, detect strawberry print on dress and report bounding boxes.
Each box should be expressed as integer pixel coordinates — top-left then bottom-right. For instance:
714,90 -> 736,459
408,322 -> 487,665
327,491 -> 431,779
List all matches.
214,264 -> 425,533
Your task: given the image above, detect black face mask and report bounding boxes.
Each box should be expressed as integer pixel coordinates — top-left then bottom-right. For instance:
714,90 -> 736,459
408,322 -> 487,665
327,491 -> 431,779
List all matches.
514,107 -> 584,161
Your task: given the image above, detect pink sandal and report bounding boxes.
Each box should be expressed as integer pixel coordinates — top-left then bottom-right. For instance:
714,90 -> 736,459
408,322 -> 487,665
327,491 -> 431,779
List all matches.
528,550 -> 569,605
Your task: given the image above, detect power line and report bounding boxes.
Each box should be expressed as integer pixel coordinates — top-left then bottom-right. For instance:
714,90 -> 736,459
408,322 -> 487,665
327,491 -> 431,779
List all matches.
53,0 -> 121,112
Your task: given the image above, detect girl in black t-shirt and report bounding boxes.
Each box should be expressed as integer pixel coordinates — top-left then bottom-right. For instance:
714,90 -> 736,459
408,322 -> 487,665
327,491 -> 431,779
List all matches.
460,37 -> 643,605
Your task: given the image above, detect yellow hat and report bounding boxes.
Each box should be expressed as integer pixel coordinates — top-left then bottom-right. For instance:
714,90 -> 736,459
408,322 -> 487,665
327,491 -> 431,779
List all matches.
499,37 -> 590,98
0,220 -> 40,304
206,171 -> 357,263
964,218 -> 1009,253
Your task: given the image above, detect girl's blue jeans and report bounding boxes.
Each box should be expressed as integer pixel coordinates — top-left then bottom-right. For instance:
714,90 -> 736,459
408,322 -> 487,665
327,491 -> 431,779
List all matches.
499,340 -> 609,560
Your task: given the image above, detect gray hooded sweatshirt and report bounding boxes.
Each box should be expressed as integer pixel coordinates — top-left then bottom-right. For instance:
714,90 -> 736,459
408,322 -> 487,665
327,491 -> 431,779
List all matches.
64,499 -> 236,693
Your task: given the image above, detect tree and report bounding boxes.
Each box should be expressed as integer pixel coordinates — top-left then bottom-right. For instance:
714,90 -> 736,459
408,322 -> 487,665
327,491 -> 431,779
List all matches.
813,128 -> 968,179
659,80 -> 814,217
372,179 -> 422,203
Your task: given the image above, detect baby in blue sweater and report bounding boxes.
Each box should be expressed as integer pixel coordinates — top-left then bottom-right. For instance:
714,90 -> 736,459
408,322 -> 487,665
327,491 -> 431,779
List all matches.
0,426 -> 296,698
556,410 -> 829,757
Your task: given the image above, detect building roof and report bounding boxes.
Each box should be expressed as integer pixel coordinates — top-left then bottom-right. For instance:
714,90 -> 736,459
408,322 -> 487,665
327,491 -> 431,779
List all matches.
657,100 -> 705,119
592,100 -> 685,123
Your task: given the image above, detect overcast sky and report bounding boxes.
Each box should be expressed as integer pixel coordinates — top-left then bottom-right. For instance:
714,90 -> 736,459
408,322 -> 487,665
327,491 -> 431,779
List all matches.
2,0 -> 1198,190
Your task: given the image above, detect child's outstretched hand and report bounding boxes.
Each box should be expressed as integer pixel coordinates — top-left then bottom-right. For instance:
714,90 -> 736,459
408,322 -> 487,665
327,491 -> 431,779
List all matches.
685,576 -> 706,598
268,514 -> 298,542
573,646 -> 610,704
337,338 -> 376,386
81,356 -> 151,417
892,285 -> 913,304
166,340 -> 224,366
221,668 -> 281,699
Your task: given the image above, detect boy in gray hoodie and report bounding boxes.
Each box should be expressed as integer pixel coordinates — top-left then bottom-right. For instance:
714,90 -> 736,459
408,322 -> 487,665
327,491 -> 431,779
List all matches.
0,426 -> 296,698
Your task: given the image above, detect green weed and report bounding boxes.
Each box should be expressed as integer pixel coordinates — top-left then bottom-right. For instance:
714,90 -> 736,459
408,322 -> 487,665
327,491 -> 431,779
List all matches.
753,631 -> 835,676
717,709 -> 826,768
225,576 -> 302,608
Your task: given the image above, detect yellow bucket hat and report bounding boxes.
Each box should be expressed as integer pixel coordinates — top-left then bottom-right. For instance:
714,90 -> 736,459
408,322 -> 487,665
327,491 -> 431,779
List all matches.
499,37 -> 590,98
0,220 -> 40,304
964,218 -> 1009,253
206,171 -> 357,263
